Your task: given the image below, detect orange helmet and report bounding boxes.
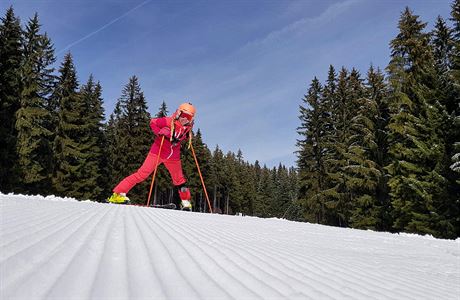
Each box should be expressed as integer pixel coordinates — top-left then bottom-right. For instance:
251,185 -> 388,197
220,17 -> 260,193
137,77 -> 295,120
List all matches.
177,102 -> 196,117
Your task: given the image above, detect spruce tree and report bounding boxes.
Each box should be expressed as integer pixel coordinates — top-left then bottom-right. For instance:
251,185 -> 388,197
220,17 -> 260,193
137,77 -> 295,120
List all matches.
77,75 -> 106,200
386,8 -> 447,236
224,151 -> 242,214
181,129 -> 210,211
273,164 -> 291,218
366,66 -> 392,231
15,13 -> 56,194
325,67 -> 352,227
0,7 -> 22,192
297,77 -> 328,223
106,102 -> 123,193
255,165 -> 275,217
345,69 -> 382,229
241,161 -> 257,215
52,53 -> 89,199
108,76 -> 151,203
209,145 -> 225,212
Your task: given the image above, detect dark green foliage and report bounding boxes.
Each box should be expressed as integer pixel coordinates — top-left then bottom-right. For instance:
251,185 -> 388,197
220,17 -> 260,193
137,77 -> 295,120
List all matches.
325,67 -> 352,227
106,76 -> 151,203
15,14 -> 55,194
52,53 -> 92,199
210,145 -> 226,211
2,4 -> 458,239
345,69 -> 382,230
0,7 -> 22,192
181,129 -> 211,211
297,77 -> 328,223
365,67 -> 392,231
77,76 -> 106,200
386,7 -> 448,236
449,0 -> 460,227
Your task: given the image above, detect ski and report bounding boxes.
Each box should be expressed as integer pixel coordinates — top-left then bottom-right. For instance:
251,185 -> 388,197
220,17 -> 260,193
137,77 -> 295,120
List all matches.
152,203 -> 176,209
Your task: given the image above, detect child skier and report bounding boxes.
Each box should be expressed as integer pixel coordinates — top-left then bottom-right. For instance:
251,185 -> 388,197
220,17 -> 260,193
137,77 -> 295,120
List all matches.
108,102 -> 196,210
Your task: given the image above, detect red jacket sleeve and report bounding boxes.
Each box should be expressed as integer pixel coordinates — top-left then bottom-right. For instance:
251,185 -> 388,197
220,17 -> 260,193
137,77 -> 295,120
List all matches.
150,117 -> 168,135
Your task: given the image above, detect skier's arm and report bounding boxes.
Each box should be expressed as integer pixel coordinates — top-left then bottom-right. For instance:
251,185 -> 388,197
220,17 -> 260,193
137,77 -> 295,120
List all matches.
150,117 -> 172,139
150,117 -> 167,135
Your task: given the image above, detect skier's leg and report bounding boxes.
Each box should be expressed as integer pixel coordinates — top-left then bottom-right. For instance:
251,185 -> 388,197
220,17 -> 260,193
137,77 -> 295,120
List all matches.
113,152 -> 159,194
163,159 -> 186,186
163,159 -> 192,210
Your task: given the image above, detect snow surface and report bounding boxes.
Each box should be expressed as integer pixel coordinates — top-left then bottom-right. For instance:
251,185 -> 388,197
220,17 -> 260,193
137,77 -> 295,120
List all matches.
1,193 -> 459,300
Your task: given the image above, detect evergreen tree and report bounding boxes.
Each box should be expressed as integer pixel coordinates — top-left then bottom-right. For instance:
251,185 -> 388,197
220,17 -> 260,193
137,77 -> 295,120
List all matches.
108,76 -> 151,203
241,161 -> 257,215
386,8 -> 447,236
365,66 -> 392,231
106,102 -> 123,192
15,13 -> 56,194
210,145 -> 226,212
284,167 -> 302,221
254,165 -> 275,217
273,164 -> 291,218
182,129 -> 211,211
234,151 -> 256,215
78,75 -> 106,200
297,77 -> 328,223
325,67 -> 352,227
0,7 -> 22,192
345,69 -> 382,229
223,151 -> 242,214
52,53 -> 90,199
156,101 -> 168,118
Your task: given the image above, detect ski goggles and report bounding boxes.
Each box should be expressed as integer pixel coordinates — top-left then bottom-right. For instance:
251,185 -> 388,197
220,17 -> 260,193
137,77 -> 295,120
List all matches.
179,112 -> 193,122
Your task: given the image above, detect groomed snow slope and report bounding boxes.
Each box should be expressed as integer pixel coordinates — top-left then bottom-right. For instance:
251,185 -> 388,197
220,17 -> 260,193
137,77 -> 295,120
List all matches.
1,194 -> 459,300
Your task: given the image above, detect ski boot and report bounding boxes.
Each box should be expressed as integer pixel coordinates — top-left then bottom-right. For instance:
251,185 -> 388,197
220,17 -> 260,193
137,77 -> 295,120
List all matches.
178,186 -> 192,211
108,192 -> 130,204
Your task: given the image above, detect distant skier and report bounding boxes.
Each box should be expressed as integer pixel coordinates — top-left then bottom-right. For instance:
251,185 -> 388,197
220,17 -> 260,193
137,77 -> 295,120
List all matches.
108,102 -> 196,210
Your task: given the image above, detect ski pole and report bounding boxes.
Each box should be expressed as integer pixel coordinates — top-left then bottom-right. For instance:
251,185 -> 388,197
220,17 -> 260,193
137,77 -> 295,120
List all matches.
190,142 -> 213,213
147,135 -> 165,207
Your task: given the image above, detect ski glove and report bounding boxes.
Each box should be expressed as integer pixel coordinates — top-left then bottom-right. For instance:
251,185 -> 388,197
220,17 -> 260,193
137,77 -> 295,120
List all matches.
158,127 -> 171,139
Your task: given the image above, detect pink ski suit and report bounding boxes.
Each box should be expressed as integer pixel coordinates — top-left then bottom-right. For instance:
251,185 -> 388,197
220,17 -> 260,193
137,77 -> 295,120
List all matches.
113,116 -> 192,194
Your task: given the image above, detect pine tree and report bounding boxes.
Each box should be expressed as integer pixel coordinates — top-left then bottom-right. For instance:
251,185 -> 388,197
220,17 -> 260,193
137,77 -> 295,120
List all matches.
325,67 -> 352,227
345,68 -> 382,229
52,53 -> 90,199
386,7 -> 447,236
0,7 -> 22,192
273,164 -> 291,218
210,145 -> 226,212
284,167 -> 302,221
106,102 -> 123,192
156,101 -> 168,118
15,13 -> 56,194
365,66 -> 392,231
234,151 -> 256,215
224,151 -> 242,214
181,129 -> 211,211
108,76 -> 151,203
297,77 -> 328,223
241,161 -> 257,215
77,75 -> 106,200
255,165 -> 275,217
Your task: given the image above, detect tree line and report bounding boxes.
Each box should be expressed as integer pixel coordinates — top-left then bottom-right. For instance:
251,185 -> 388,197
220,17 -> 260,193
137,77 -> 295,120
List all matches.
296,4 -> 460,239
1,2 -> 459,239
0,7 -> 298,219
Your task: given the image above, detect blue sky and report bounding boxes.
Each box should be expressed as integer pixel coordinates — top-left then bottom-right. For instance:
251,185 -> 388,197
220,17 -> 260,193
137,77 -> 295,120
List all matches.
2,0 -> 453,168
